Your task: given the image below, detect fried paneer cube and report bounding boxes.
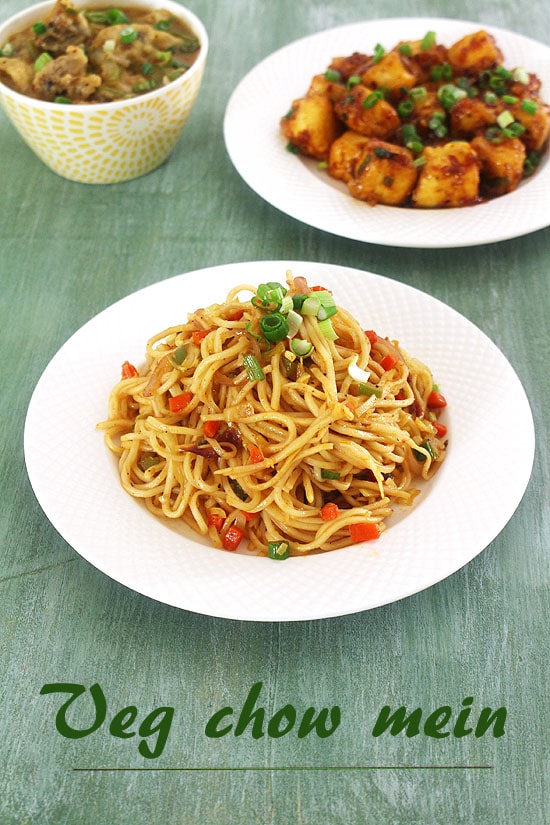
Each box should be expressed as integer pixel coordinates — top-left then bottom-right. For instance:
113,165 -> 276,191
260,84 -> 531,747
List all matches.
327,131 -> 370,182
333,85 -> 400,139
394,41 -> 449,84
347,139 -> 418,205
360,51 -> 418,99
449,96 -> 501,138
281,79 -> 343,160
447,30 -> 503,75
471,135 -> 526,195
412,141 -> 480,207
510,100 -> 550,152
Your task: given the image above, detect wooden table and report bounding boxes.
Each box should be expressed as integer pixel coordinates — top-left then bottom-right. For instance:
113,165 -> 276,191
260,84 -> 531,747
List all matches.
1,0 -> 548,822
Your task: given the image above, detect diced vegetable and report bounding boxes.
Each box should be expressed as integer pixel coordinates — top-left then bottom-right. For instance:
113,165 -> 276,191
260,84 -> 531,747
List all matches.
168,391 -> 193,412
380,354 -> 398,371
320,502 -> 339,521
121,360 -> 139,379
268,540 -> 290,560
248,445 -> 264,464
222,525 -> 245,551
203,420 -> 220,438
349,522 -> 381,542
427,390 -> 447,408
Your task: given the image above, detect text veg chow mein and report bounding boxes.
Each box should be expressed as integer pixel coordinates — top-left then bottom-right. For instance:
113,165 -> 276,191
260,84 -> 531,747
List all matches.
98,273 -> 448,558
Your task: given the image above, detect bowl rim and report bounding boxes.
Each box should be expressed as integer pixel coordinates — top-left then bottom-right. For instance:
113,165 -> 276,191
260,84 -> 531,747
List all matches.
0,0 -> 209,111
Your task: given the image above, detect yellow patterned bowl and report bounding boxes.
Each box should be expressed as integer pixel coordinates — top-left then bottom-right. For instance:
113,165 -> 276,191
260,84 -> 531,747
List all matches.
0,0 -> 208,183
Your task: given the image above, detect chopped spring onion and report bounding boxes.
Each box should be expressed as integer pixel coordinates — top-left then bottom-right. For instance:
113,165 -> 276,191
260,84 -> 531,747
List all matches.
420,31 -> 436,49
437,84 -> 467,109
34,53 -> 53,72
409,86 -> 427,100
324,68 -> 341,82
317,318 -> 337,341
285,309 -> 303,338
362,90 -> 384,109
242,353 -> 265,381
398,99 -> 414,117
398,43 -> 413,55
348,355 -> 370,383
497,110 -> 515,129
321,468 -> 340,480
120,27 -> 138,44
347,74 -> 361,87
279,294 -> 293,314
289,338 -> 313,357
32,22 -> 47,35
512,67 -> 529,84
373,43 -> 385,63
300,296 -> 321,316
0,43 -> 14,57
268,541 -> 290,560
260,312 -> 289,342
521,99 -> 538,115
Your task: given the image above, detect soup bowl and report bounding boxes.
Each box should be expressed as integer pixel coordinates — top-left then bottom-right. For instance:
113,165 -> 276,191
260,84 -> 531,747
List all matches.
0,0 -> 208,182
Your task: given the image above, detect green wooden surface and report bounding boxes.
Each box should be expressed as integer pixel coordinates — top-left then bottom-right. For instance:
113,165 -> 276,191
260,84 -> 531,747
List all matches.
0,0 -> 548,822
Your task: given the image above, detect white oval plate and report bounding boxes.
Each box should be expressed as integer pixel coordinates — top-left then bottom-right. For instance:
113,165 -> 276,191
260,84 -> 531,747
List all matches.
24,261 -> 535,621
224,18 -> 550,248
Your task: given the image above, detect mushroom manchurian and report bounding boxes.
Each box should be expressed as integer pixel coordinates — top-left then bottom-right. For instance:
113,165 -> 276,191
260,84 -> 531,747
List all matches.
0,0 -> 201,103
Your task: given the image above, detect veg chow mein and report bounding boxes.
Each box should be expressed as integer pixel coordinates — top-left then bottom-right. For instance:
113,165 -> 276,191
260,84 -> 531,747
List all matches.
98,272 -> 448,558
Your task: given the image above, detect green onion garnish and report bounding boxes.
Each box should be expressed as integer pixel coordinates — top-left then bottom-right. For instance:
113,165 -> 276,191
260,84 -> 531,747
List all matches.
33,53 -> 52,72
268,541 -> 290,560
260,313 -> 289,343
285,309 -> 303,338
324,68 -> 341,82
120,27 -> 138,44
420,31 -> 436,50
242,353 -> 265,382
398,43 -> 413,55
32,22 -> 47,35
373,43 -> 385,63
54,96 -> 72,104
398,99 -> 414,117
317,318 -> 337,341
362,90 -> 383,109
289,338 -> 313,357
300,296 -> 321,316
521,99 -> 538,115
497,110 -> 514,129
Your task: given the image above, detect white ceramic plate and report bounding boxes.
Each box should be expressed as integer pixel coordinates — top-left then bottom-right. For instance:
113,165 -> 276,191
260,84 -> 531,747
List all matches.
24,261 -> 534,621
224,18 -> 550,248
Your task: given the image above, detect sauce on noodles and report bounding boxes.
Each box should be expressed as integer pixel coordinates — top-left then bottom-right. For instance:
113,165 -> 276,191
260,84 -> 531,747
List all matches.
98,272 -> 448,558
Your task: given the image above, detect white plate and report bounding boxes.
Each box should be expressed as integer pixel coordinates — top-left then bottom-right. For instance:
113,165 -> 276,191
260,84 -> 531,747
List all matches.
24,261 -> 534,621
224,18 -> 550,248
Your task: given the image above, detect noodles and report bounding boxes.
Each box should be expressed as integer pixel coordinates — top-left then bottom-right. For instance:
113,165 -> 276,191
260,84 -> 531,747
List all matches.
98,272 -> 448,557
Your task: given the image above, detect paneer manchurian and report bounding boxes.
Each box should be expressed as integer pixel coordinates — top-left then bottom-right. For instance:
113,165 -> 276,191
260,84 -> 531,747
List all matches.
281,30 -> 549,207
